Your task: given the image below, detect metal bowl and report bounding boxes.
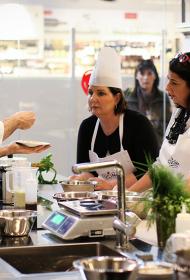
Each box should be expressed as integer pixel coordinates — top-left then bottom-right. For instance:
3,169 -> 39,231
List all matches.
0,209 -> 37,237
53,191 -> 98,202
60,180 -> 97,192
73,256 -> 137,280
100,191 -> 149,219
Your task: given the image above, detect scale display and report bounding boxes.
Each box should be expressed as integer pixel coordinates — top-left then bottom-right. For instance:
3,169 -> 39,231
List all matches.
51,213 -> 65,225
44,211 -> 75,232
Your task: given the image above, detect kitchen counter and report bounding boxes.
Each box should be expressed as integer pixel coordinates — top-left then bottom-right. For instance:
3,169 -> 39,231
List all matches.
0,184 -> 162,279
0,228 -> 162,279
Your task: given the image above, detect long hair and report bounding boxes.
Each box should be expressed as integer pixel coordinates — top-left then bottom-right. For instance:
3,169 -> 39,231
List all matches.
108,87 -> 127,114
133,59 -> 160,95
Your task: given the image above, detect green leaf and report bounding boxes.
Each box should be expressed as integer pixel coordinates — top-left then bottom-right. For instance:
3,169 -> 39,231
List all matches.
36,153 -> 57,184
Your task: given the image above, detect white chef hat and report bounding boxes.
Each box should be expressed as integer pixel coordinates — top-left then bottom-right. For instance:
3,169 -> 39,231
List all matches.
89,47 -> 122,89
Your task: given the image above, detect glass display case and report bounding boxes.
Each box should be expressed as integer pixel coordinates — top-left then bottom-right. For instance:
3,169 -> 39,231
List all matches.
0,4 -> 168,78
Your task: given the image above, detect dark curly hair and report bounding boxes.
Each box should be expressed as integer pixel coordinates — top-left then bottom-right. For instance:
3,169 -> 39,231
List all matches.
169,52 -> 190,109
169,52 -> 190,87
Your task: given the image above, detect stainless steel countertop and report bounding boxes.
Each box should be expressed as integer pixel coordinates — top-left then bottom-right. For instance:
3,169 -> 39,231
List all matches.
0,183 -> 161,279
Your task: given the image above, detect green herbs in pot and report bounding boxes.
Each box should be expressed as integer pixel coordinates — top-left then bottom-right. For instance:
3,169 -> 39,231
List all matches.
32,154 -> 57,184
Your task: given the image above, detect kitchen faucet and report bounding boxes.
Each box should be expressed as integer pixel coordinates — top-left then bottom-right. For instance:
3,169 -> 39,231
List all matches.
72,160 -> 138,249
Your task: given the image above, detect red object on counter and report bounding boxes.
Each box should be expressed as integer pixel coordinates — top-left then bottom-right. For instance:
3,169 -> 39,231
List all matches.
81,70 -> 92,95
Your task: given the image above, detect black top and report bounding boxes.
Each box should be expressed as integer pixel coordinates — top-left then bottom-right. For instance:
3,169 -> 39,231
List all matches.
125,88 -> 171,147
77,109 -> 159,177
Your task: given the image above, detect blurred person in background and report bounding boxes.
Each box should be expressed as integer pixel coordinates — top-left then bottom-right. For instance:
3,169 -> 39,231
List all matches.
125,59 -> 172,147
70,47 -> 159,190
128,52 -> 190,192
0,111 -> 50,157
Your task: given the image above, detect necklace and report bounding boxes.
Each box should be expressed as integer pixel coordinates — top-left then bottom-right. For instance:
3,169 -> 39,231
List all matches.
166,107 -> 190,144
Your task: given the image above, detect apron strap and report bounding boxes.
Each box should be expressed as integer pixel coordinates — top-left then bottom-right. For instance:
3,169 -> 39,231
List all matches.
119,114 -> 124,151
91,114 -> 124,152
91,119 -> 99,151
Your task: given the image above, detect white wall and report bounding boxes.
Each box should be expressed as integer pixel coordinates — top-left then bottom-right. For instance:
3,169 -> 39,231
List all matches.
0,77 -> 88,176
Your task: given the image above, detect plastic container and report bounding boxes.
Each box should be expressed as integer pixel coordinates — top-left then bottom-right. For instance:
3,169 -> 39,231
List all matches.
176,204 -> 190,233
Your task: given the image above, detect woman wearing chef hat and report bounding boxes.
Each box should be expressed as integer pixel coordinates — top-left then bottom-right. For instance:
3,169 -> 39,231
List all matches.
129,52 -> 190,192
71,47 -> 159,190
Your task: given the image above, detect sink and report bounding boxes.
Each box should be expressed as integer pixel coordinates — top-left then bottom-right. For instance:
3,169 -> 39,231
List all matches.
0,242 -> 122,274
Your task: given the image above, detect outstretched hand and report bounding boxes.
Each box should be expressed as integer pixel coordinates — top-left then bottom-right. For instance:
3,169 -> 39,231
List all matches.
8,142 -> 50,155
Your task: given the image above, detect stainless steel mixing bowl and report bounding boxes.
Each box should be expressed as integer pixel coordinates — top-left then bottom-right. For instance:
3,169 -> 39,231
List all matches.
60,180 -> 97,192
53,191 -> 98,201
100,190 -> 149,219
73,256 -> 137,280
0,209 -> 37,237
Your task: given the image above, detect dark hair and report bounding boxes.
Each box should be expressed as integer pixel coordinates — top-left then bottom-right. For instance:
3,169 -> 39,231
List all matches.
133,59 -> 160,94
169,52 -> 190,88
108,87 -> 127,114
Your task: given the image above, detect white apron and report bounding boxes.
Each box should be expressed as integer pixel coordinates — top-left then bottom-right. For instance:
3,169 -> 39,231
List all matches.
158,109 -> 190,179
89,114 -> 135,180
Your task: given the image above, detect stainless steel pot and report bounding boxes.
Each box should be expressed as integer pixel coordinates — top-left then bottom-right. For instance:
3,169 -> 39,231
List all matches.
60,180 -> 97,192
0,209 -> 37,237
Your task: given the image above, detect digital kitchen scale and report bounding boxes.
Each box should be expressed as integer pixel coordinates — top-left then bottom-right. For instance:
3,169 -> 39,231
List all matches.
42,199 -> 118,240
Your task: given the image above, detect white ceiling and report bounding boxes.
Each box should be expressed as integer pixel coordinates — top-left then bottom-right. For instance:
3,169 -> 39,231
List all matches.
0,0 -> 181,11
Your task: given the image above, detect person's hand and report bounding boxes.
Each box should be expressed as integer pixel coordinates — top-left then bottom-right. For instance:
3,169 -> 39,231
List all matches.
69,172 -> 94,181
13,111 -> 36,130
89,177 -> 115,190
7,142 -> 50,155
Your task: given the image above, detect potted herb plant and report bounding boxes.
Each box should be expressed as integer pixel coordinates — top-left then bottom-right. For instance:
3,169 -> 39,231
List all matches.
144,164 -> 190,249
32,153 -> 57,184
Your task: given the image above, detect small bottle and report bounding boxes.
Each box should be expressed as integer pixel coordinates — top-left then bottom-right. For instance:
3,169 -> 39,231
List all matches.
14,187 -> 25,209
176,204 -> 190,233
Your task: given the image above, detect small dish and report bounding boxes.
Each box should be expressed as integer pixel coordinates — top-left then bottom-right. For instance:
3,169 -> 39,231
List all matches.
138,262 -> 173,279
16,140 -> 50,148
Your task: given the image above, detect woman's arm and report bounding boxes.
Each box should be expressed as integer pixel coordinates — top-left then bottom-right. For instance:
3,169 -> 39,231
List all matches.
127,172 -> 152,192
3,111 -> 36,141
